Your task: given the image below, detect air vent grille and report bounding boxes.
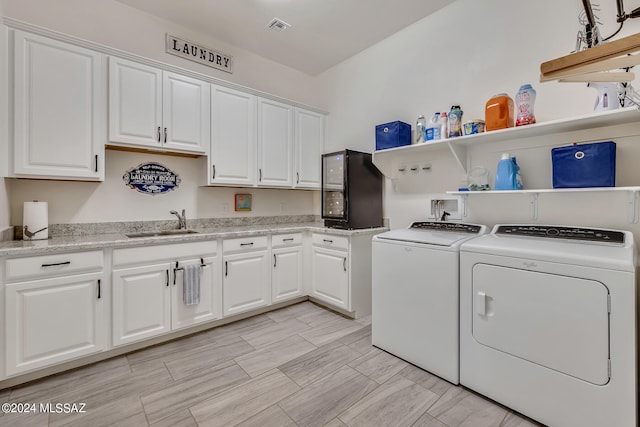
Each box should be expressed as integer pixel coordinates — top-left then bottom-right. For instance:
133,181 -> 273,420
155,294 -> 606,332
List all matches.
267,18 -> 291,31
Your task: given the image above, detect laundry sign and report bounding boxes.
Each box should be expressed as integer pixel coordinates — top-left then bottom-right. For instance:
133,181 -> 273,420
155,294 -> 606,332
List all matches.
123,162 -> 181,195
166,34 -> 233,73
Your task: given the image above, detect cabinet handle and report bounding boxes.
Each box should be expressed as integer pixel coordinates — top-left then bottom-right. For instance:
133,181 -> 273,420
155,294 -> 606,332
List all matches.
212,164 -> 216,179
97,279 -> 101,299
240,242 -> 254,247
166,269 -> 169,286
164,127 -> 167,143
323,239 -> 333,244
343,257 -> 347,272
225,261 -> 228,276
273,254 -> 277,267
296,172 -> 300,184
41,261 -> 71,268
259,168 -> 262,182
95,155 -> 98,173
283,238 -> 294,242
157,126 -> 161,142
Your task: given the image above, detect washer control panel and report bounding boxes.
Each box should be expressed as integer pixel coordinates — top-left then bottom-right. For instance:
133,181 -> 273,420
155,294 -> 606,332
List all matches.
410,222 -> 483,234
495,225 -> 625,244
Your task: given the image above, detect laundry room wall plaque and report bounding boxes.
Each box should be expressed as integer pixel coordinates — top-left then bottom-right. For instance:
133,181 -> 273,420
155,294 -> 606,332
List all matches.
123,162 -> 181,195
166,34 -> 233,73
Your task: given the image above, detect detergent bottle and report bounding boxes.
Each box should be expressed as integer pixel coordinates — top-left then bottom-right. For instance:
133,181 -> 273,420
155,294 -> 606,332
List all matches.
495,153 -> 523,190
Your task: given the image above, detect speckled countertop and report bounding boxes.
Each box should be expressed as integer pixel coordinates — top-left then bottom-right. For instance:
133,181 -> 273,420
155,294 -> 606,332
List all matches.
0,222 -> 388,257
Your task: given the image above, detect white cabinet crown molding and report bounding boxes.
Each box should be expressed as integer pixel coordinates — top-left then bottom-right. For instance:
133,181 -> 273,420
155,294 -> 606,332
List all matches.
2,17 -> 329,115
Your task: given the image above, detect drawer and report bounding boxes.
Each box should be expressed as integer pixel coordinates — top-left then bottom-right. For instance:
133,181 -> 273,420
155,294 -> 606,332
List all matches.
6,250 -> 104,282
272,233 -> 303,248
311,233 -> 349,250
112,241 -> 217,267
223,235 -> 268,253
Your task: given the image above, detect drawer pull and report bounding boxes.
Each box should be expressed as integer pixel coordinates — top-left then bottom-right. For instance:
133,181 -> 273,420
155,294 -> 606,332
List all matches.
282,238 -> 294,242
240,242 -> 254,247
41,261 -> 71,268
323,239 -> 333,244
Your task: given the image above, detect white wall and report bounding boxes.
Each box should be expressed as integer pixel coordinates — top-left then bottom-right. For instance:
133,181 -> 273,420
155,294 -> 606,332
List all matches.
9,150 -> 316,224
318,0 -> 640,235
1,0 -> 321,226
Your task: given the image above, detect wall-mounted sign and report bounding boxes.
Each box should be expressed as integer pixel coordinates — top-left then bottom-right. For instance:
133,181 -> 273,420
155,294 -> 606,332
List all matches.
123,162 -> 181,195
166,34 -> 233,74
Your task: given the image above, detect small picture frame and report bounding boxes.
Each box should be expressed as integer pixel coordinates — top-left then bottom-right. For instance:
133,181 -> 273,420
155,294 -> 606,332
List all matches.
235,194 -> 252,211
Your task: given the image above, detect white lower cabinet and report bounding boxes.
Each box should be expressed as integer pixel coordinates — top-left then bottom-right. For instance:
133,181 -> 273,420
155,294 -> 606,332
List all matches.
4,251 -> 105,377
272,233 -> 304,303
112,263 -> 172,346
311,245 -> 349,310
310,233 -> 375,318
222,236 -> 270,316
111,242 -> 219,347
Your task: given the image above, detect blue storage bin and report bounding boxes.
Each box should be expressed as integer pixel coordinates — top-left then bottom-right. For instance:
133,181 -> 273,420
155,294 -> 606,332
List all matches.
375,121 -> 411,150
551,141 -> 616,188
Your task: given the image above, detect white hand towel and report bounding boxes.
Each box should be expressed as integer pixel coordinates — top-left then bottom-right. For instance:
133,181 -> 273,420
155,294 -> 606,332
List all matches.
182,264 -> 201,305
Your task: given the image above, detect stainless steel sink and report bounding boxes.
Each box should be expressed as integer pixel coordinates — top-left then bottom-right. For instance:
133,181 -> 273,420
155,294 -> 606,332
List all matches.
125,229 -> 199,238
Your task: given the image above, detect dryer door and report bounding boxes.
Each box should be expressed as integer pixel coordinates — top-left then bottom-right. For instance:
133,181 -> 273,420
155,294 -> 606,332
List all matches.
472,263 -> 610,385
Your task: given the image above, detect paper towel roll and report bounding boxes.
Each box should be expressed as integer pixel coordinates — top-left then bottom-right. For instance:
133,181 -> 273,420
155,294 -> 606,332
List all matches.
23,201 -> 48,240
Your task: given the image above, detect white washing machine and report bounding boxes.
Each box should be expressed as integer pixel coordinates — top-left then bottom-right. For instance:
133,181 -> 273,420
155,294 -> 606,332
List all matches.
460,224 -> 638,427
372,221 -> 486,384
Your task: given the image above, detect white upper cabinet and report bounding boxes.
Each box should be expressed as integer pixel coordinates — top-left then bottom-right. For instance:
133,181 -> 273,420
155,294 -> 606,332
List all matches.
294,108 -> 325,189
209,85 -> 257,186
12,30 -> 105,180
109,57 -> 210,155
257,98 -> 294,187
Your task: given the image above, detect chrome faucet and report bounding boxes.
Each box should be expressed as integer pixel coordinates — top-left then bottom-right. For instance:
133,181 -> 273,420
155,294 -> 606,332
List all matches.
170,209 -> 187,229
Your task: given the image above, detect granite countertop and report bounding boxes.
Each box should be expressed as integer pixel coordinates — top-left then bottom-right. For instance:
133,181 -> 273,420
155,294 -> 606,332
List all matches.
0,222 -> 388,257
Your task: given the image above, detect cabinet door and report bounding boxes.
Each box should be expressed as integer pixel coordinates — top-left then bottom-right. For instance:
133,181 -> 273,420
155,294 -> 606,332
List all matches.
257,98 -> 294,187
272,246 -> 303,303
171,256 -> 221,330
210,85 -> 256,186
5,272 -> 105,376
223,250 -> 270,316
294,108 -> 325,189
13,30 -> 104,180
112,263 -> 171,347
108,57 -> 162,148
163,72 -> 210,154
311,247 -> 349,310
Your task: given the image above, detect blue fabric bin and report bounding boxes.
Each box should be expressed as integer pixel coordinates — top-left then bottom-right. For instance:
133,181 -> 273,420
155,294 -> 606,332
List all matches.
375,121 -> 411,150
551,141 -> 616,188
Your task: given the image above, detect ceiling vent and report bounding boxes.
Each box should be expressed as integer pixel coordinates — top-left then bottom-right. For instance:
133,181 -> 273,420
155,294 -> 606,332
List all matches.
267,18 -> 291,32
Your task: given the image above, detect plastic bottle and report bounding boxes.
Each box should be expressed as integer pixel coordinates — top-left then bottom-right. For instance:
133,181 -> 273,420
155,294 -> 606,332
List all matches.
425,112 -> 441,141
515,84 -> 536,126
448,105 -> 463,137
415,115 -> 427,144
495,153 -> 523,190
439,112 -> 449,140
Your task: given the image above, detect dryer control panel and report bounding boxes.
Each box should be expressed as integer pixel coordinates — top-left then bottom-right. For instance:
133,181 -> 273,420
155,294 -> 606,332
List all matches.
495,225 -> 625,244
410,222 -> 483,234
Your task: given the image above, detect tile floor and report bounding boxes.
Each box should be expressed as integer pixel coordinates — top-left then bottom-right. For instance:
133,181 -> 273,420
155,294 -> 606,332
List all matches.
0,301 -> 542,427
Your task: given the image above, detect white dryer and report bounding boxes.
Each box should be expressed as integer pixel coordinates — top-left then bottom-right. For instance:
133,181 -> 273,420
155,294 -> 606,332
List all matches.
372,221 -> 486,384
460,224 -> 637,427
